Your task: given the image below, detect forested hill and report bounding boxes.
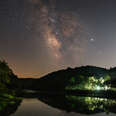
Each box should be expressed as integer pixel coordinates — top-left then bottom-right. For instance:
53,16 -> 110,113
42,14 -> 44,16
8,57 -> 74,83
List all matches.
17,66 -> 113,91
1,60 -> 116,92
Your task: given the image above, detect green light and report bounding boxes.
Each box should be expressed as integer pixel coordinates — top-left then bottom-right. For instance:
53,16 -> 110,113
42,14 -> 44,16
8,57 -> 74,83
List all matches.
66,75 -> 111,91
96,86 -> 101,90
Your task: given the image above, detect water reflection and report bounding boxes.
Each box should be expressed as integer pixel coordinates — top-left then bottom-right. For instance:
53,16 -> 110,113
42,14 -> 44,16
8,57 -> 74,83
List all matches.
1,94 -> 116,116
37,94 -> 116,115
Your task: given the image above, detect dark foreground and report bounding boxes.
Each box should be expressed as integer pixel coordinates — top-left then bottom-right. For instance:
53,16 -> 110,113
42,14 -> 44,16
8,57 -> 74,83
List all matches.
19,90 -> 116,99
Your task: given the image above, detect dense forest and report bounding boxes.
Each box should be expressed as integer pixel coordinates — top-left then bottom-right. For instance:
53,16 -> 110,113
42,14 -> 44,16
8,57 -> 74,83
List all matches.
0,60 -> 20,113
17,66 -> 116,92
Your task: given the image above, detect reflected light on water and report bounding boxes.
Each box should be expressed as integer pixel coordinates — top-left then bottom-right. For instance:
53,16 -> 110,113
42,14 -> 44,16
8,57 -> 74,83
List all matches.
10,97 -> 116,116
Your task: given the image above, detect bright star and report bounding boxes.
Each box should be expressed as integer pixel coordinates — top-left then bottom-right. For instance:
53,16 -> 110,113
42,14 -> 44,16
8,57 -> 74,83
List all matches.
90,38 -> 95,42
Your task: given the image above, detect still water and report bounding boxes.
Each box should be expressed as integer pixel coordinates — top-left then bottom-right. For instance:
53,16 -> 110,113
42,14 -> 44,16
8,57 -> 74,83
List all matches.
11,98 -> 115,116
2,94 -> 116,116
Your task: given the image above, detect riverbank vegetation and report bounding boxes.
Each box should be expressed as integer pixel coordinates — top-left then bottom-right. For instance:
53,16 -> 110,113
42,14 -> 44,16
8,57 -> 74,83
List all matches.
0,60 -> 21,113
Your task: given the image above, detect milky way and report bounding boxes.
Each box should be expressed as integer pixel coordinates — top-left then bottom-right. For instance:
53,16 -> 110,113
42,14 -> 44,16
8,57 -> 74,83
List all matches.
27,0 -> 90,68
1,0 -> 116,77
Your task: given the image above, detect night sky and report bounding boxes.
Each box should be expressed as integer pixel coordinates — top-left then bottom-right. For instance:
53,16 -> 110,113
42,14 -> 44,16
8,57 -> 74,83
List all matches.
1,0 -> 116,78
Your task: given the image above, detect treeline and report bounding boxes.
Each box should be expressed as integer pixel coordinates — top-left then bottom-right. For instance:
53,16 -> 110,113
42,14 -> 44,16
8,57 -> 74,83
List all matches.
0,60 -> 17,91
16,66 -> 109,91
1,60 -> 116,92
0,60 -> 21,114
17,66 -> 116,91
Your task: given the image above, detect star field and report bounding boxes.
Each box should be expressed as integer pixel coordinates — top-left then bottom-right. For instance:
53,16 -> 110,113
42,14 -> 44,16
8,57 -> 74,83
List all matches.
1,0 -> 116,78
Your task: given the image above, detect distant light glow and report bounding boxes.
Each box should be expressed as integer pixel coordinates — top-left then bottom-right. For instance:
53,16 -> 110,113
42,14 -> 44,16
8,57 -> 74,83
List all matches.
96,86 -> 101,90
104,86 -> 110,90
66,75 -> 111,91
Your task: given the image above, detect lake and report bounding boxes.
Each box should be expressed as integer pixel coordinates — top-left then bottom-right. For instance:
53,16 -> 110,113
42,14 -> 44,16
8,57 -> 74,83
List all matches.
2,94 -> 116,116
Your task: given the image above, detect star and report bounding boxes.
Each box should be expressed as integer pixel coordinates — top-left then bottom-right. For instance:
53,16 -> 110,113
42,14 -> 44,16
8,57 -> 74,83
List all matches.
90,38 -> 95,42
